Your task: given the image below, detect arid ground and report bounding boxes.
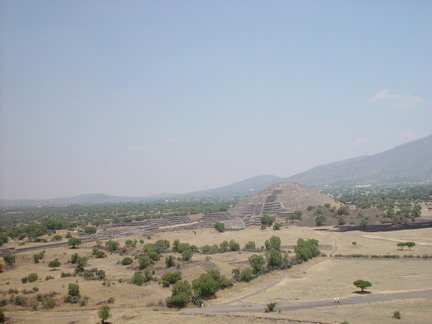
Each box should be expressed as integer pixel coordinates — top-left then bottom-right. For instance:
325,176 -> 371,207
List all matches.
2,207 -> 432,324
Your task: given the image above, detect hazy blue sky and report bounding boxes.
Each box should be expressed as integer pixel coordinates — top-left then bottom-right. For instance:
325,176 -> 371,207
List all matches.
1,1 -> 431,199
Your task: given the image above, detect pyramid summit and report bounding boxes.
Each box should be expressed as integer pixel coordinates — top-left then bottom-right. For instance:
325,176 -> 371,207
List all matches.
228,182 -> 334,218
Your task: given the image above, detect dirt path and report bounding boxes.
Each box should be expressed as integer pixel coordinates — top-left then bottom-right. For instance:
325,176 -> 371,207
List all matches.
184,289 -> 432,315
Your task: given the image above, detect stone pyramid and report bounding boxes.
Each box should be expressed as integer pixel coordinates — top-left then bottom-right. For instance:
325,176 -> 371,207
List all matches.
228,182 -> 334,218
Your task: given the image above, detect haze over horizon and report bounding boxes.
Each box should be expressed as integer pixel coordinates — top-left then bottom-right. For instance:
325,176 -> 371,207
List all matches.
1,1 -> 431,200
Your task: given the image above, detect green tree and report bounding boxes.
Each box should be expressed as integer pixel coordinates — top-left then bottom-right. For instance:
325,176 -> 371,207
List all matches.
68,237 -> 82,249
154,239 -> 170,253
219,240 -> 229,252
229,239 -> 240,251
172,239 -> 180,252
244,241 -> 256,250
131,272 -> 145,286
138,255 -> 150,269
264,236 -> 281,251
295,238 -> 320,262
98,305 -> 111,324
248,254 -> 265,275
68,283 -> 80,297
266,248 -> 283,269
181,249 -> 193,262
192,270 -> 231,298
261,215 -> 275,226
353,279 -> 372,292
105,240 -> 120,252
48,259 -> 61,270
405,242 -> 416,250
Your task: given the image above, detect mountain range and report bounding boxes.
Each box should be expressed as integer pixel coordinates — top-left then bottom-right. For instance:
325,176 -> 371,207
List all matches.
1,135 -> 431,207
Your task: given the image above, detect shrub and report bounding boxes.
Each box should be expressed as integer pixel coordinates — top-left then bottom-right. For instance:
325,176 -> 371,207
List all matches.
61,272 -> 73,278
261,215 -> 275,226
265,236 -> 281,251
27,273 -> 38,283
219,241 -> 229,253
3,254 -> 15,265
232,268 -> 240,281
33,251 -> 45,263
138,255 -> 151,269
68,283 -> 80,297
45,275 -> 55,281
52,235 -> 62,241
266,248 -> 283,269
130,270 -> 152,286
229,240 -> 240,251
295,238 -> 320,262
192,270 -> 231,298
165,255 -> 175,268
95,270 -> 106,280
393,311 -> 401,319
83,272 -> 95,280
265,302 -> 276,312
214,222 -> 225,232
98,305 -> 111,324
105,240 -> 120,252
14,295 -> 26,306
71,253 -> 79,264
161,272 -> 181,284
84,226 -> 96,235
240,268 -> 253,282
121,257 -> 133,265
94,250 -> 106,258
154,239 -> 170,253
166,280 -> 192,308
131,272 -> 145,286
143,244 -> 161,261
42,297 -> 55,309
0,309 -> 5,323
273,223 -> 282,230
248,254 -> 265,275
181,249 -> 193,262
244,241 -> 256,250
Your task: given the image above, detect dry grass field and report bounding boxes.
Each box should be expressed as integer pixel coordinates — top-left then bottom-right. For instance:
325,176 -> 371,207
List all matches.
1,212 -> 432,324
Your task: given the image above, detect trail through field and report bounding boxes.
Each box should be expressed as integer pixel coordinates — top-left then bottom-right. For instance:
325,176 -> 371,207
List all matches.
183,289 -> 432,315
